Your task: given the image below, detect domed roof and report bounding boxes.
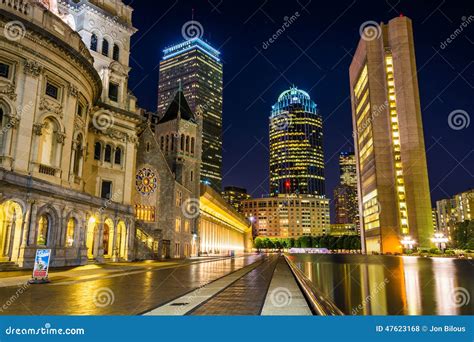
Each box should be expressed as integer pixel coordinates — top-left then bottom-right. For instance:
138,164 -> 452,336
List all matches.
277,86 -> 311,102
272,86 -> 317,115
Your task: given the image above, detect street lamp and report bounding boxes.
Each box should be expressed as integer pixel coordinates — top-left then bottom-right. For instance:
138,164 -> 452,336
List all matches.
400,236 -> 416,252
431,232 -> 449,251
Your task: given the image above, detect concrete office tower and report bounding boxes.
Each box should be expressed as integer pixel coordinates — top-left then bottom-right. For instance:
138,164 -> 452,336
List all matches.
349,16 -> 433,253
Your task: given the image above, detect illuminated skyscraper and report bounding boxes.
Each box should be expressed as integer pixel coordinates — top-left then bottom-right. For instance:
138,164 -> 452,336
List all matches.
158,38 -> 223,190
269,87 -> 325,196
334,152 -> 359,226
350,16 -> 433,253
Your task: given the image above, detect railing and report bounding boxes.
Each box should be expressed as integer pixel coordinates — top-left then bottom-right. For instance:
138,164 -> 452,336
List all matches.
1,0 -> 31,15
284,254 -> 344,316
38,164 -> 56,176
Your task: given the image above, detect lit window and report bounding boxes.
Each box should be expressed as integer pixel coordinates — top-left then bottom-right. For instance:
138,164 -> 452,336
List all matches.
66,218 -> 75,247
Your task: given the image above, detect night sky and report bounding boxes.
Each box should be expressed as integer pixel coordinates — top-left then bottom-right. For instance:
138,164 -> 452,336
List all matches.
124,0 -> 473,207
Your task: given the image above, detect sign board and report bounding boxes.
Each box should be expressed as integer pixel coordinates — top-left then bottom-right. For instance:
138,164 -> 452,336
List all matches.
32,249 -> 51,279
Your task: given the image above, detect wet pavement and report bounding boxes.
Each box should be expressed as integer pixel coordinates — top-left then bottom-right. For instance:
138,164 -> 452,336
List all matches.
0,255 -> 262,315
187,254 -> 279,315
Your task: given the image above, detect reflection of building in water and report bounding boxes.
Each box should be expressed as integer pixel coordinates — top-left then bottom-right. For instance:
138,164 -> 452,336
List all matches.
401,257 -> 422,315
432,258 -> 458,315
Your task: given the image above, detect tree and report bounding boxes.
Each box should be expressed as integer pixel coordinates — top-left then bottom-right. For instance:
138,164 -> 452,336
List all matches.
320,235 -> 329,248
254,237 -> 263,251
452,220 -> 473,249
273,238 -> 282,250
299,236 -> 312,248
343,235 -> 353,250
288,238 -> 295,248
327,236 -> 338,250
312,236 -> 321,248
351,236 -> 361,251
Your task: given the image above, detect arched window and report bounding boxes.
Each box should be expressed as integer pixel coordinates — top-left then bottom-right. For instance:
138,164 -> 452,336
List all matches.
39,118 -> 59,167
102,39 -> 110,57
191,137 -> 195,155
114,146 -> 122,165
165,135 -> 169,152
94,142 -> 102,161
170,135 -> 174,151
90,33 -> 98,52
146,142 -> 150,152
66,218 -> 75,247
113,44 -> 120,61
160,136 -> 164,150
185,136 -> 190,152
104,144 -> 112,163
37,215 -> 50,246
180,134 -> 185,151
0,105 -> 4,127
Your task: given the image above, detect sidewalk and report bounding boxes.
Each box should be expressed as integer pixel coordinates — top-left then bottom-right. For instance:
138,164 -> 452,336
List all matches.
0,256 -> 238,288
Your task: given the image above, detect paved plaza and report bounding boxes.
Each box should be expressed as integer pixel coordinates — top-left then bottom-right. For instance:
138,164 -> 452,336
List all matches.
0,254 -> 312,316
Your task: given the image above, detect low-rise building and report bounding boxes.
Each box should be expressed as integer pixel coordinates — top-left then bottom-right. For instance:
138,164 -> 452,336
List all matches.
242,195 -> 330,238
436,189 -> 473,240
221,186 -> 251,213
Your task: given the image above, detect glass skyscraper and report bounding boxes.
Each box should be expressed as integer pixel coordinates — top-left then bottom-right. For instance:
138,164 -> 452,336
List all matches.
158,38 -> 223,191
269,86 -> 325,196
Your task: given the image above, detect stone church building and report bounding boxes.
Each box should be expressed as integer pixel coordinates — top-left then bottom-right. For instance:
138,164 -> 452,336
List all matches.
134,89 -> 202,260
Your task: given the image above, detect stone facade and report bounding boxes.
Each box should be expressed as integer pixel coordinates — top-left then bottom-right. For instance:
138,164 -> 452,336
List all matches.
134,90 -> 203,259
0,0 -> 140,267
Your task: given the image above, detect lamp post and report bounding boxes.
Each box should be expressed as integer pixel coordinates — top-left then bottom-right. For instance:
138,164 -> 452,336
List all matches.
400,236 -> 416,253
431,232 -> 449,252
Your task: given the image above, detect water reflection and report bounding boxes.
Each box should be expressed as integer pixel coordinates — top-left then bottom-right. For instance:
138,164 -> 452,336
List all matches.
290,254 -> 473,315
